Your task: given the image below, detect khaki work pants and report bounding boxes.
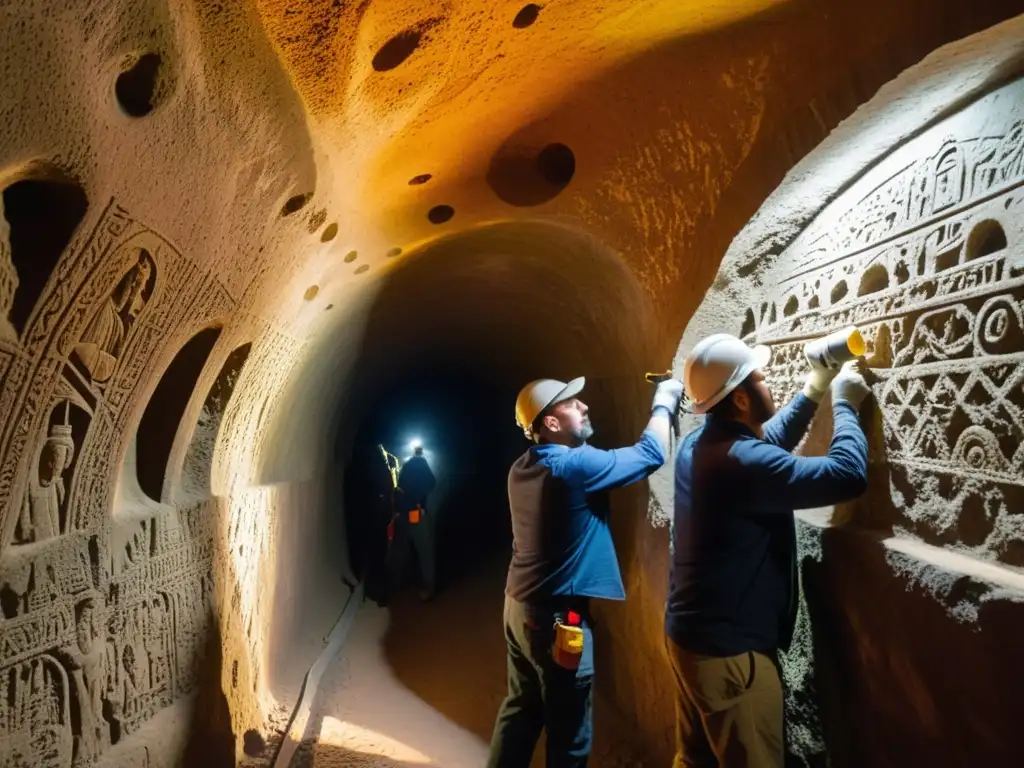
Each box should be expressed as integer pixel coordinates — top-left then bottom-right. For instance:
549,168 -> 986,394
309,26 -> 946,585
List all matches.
666,638 -> 783,768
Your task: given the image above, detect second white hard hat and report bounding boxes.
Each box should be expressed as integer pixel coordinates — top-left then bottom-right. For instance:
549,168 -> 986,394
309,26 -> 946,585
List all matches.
683,334 -> 772,414
515,377 -> 585,438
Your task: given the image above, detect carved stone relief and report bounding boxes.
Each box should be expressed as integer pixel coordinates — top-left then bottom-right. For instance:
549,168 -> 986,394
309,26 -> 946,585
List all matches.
0,196 -> 230,766
0,199 -> 235,551
718,77 -> 1024,563
70,249 -> 156,387
0,196 -> 18,344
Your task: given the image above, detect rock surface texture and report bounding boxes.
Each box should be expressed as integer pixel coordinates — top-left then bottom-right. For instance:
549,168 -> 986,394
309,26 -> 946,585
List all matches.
0,1 -> 1023,767
678,15 -> 1024,766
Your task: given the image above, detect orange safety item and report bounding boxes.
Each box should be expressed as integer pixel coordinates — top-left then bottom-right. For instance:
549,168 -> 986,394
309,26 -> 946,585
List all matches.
408,505 -> 421,524
552,616 -> 584,670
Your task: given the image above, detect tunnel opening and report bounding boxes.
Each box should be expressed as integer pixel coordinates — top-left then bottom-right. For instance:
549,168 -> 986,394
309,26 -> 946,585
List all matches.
343,367 -> 522,605
298,219 -> 661,758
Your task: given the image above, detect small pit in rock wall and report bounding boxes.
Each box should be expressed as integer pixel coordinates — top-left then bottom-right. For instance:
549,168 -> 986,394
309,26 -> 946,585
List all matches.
355,264 -> 369,274
343,250 -> 358,263
243,729 -> 267,758
513,4 -> 543,28
487,139 -> 576,207
858,263 -> 889,296
373,29 -> 423,71
325,304 -> 333,311
409,173 -> 433,185
281,192 -> 312,217
830,280 -> 848,304
321,222 -> 338,242
537,143 -> 576,186
304,285 -> 319,301
428,204 -> 455,224
387,247 -> 402,258
115,52 -> 164,117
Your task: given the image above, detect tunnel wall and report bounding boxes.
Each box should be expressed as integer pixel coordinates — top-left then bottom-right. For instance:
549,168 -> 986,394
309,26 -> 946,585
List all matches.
0,3 -> 349,766
677,18 -> 1024,765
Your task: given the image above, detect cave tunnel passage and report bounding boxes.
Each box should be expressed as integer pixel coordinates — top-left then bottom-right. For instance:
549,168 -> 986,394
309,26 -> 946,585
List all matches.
310,220 -> 661,763
342,367 -> 525,603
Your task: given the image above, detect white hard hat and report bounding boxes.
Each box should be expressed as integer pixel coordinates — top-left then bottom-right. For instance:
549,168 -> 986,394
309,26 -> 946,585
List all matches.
515,377 -> 585,438
683,334 -> 772,414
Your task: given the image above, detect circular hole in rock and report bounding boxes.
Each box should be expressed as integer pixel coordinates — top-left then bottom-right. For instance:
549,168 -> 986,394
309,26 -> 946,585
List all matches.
537,143 -> 575,186
487,140 -> 576,207
321,222 -> 338,242
387,247 -> 402,258
303,285 -> 319,301
281,193 -> 312,217
115,52 -> 163,117
513,4 -> 542,28
343,250 -> 358,263
355,264 -> 370,275
409,173 -> 433,186
243,729 -> 266,758
372,30 -> 422,72
428,205 -> 454,224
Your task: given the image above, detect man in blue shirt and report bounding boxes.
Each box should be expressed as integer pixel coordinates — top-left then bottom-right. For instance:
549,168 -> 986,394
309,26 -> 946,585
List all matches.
666,333 -> 871,767
487,374 -> 684,768
388,444 -> 438,601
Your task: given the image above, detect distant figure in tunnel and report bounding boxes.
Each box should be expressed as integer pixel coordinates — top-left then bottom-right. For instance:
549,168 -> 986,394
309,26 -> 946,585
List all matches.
487,374 -> 683,768
666,335 -> 871,767
388,443 -> 437,601
362,444 -> 398,606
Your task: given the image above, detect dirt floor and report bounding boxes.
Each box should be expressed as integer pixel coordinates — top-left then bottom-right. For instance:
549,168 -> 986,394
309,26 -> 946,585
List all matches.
293,555 -> 647,767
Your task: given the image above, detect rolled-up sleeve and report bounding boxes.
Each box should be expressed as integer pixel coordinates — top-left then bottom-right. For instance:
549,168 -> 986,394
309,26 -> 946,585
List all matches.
566,430 -> 667,493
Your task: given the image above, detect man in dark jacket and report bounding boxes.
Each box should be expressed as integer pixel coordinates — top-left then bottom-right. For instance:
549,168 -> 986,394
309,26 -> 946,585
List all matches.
487,374 -> 684,768
388,444 -> 438,600
666,333 -> 871,767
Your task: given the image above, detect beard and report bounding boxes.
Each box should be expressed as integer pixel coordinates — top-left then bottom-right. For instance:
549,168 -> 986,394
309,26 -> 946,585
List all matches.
751,389 -> 777,425
572,419 -> 594,442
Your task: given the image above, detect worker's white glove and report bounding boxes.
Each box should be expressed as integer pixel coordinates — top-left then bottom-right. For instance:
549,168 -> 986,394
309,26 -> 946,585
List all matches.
831,360 -> 871,409
652,378 -> 684,415
802,366 -> 840,403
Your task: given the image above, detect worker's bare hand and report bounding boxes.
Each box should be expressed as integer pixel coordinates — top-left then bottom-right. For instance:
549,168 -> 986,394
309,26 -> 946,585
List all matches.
831,359 -> 871,408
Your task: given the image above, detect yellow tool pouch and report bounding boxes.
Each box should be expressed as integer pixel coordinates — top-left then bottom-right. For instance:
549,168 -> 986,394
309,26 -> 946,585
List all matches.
408,506 -> 421,524
552,620 -> 584,670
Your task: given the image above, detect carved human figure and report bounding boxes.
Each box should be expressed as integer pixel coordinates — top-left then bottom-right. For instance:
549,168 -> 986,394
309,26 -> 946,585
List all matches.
15,419 -> 75,543
66,597 -> 109,766
72,248 -> 154,383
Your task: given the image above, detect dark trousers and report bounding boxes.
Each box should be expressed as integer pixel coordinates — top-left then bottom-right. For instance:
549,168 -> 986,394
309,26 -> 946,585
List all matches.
486,594 -> 594,768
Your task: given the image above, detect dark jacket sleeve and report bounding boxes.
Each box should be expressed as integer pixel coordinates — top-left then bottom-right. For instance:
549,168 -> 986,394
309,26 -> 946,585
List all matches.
730,401 -> 868,511
761,393 -> 818,452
